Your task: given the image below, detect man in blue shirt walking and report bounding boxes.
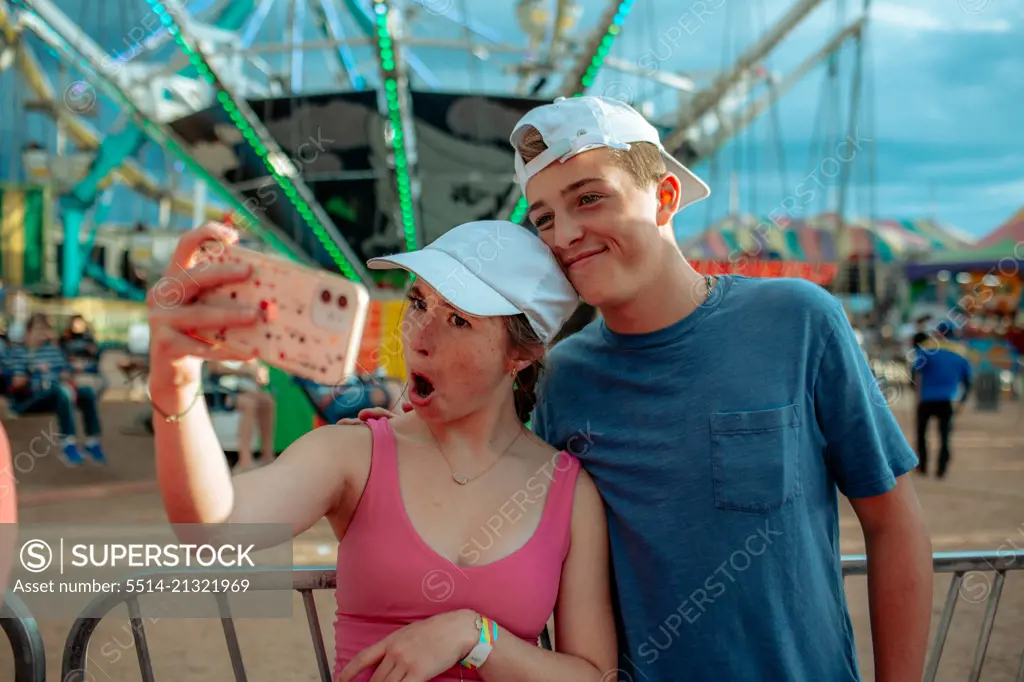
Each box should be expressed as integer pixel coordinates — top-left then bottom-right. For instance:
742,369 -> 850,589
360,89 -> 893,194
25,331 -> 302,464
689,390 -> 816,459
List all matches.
512,96 -> 933,681
912,321 -> 973,479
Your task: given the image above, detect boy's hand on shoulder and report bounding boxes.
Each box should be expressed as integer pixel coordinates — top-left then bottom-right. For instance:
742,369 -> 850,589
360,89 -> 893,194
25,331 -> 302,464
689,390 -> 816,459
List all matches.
335,402 -> 413,425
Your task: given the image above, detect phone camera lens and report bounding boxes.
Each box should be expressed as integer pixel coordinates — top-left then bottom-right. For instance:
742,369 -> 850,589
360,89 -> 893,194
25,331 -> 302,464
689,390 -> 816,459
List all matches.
337,295 -> 348,308
320,289 -> 331,303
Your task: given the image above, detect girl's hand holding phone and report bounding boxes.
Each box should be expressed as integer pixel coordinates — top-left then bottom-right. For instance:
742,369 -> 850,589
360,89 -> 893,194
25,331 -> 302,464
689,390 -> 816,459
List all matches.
146,223 -> 259,408
147,221 -> 369,417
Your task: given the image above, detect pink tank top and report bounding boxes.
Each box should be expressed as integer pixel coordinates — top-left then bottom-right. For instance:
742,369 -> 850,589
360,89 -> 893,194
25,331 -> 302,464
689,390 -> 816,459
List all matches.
333,418 -> 581,681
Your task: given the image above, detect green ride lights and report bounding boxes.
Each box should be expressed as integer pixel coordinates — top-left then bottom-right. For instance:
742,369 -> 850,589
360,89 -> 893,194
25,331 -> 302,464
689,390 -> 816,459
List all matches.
145,0 -> 360,281
578,0 -> 634,90
374,0 -> 417,252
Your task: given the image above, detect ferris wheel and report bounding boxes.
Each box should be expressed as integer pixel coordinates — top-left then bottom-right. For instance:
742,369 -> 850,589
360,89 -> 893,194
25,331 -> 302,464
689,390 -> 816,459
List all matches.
0,0 -> 873,297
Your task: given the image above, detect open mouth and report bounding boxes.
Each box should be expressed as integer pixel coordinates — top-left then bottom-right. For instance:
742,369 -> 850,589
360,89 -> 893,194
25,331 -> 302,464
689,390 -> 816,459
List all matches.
411,372 -> 435,399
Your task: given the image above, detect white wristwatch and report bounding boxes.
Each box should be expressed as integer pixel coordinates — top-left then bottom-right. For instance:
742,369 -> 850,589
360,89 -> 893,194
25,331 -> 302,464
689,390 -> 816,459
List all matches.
461,615 -> 499,670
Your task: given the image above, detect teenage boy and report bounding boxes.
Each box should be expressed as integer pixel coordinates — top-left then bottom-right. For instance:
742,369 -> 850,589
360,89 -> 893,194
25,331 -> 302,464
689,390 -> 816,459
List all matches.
514,96 -> 932,681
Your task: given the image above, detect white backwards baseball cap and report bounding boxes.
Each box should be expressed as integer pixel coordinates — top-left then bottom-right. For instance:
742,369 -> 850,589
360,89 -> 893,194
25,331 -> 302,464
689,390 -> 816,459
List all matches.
510,95 -> 711,210
366,220 -> 579,346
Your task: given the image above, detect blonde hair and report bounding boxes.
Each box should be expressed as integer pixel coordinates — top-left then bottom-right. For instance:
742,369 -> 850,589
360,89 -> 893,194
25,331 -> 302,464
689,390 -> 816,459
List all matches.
516,126 -> 666,188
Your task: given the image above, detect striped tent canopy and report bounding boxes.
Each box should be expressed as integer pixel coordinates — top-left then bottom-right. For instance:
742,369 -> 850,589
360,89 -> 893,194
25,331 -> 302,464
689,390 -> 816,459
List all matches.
679,213 -> 972,263
975,206 -> 1024,248
903,206 -> 1024,279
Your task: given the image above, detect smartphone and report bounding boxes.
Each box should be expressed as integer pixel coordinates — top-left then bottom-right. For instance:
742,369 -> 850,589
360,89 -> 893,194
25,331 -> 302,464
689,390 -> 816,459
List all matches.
190,242 -> 370,385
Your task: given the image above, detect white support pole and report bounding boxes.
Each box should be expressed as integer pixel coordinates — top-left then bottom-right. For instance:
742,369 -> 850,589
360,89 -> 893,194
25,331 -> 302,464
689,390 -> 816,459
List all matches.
664,0 -> 829,154
161,0 -> 369,278
192,178 -> 208,229
688,18 -> 865,165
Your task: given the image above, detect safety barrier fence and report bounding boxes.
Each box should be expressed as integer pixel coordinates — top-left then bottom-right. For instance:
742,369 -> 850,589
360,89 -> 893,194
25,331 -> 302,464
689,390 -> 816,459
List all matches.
842,550 -> 1024,682
1,591 -> 46,682
2,550 -> 1022,682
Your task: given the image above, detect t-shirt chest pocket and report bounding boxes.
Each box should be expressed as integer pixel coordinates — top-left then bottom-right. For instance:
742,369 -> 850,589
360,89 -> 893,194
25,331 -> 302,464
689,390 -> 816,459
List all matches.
709,404 -> 802,513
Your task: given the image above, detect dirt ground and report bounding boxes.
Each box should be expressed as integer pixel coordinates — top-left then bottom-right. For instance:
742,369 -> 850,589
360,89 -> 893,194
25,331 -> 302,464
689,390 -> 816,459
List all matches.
1,388 -> 1022,682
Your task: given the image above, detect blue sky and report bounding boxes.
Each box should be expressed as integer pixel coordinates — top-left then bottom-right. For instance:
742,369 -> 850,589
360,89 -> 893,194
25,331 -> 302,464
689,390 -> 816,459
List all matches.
594,0 -> 1023,240
0,0 -> 1020,241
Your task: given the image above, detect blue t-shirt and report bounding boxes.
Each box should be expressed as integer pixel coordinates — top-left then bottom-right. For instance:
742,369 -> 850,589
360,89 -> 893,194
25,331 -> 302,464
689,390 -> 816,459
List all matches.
912,341 -> 972,402
532,275 -> 917,682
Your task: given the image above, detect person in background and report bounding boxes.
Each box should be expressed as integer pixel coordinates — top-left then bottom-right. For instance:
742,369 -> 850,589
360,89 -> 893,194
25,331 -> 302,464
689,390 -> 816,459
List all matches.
912,321 -> 973,479
208,358 -> 276,470
1007,319 -> 1024,401
911,315 -> 931,351
0,320 -> 8,392
61,315 -> 101,368
5,313 -> 106,466
61,314 -> 106,394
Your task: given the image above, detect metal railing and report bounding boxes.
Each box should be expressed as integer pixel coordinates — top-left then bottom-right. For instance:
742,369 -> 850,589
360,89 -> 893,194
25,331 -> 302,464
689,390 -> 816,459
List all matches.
1,591 -> 47,682
842,550 -> 1024,682
43,550 -> 1024,682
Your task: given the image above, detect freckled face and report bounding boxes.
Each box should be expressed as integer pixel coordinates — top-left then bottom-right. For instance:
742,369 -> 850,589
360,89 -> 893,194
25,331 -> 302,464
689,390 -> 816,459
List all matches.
402,283 -> 514,421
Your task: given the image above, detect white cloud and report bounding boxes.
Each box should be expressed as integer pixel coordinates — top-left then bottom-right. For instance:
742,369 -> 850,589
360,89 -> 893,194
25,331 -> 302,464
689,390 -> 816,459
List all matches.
873,4 -> 946,30
872,2 -> 1012,33
913,154 -> 1024,176
979,177 -> 1024,198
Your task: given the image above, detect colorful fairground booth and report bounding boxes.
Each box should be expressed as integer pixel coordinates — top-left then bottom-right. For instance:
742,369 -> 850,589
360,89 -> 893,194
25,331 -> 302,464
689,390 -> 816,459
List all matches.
903,207 -> 1024,400
678,213 -> 970,301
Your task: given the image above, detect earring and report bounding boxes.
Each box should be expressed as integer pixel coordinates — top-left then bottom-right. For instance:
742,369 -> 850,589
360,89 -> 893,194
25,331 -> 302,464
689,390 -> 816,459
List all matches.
511,368 -> 517,379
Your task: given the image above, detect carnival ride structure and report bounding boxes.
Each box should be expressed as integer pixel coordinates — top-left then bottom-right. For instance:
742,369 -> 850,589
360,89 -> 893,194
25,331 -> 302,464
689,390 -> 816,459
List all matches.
1,0 -> 880,304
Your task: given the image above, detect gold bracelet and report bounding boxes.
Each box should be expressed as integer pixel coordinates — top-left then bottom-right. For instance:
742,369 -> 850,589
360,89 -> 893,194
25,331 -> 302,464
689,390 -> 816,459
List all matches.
147,382 -> 204,423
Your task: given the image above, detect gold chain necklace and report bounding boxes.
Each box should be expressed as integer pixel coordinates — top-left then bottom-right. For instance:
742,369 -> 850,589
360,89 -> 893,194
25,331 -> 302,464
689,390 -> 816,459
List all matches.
427,427 -> 524,485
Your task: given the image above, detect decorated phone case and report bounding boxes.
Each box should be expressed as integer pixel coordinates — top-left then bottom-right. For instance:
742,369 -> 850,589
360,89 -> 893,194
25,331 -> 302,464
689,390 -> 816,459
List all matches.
191,242 -> 370,385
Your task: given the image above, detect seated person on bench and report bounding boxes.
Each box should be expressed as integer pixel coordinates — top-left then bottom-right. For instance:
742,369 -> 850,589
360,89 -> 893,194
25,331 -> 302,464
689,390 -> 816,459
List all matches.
61,314 -> 105,392
61,315 -> 100,367
209,359 -> 275,470
5,313 -> 107,466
